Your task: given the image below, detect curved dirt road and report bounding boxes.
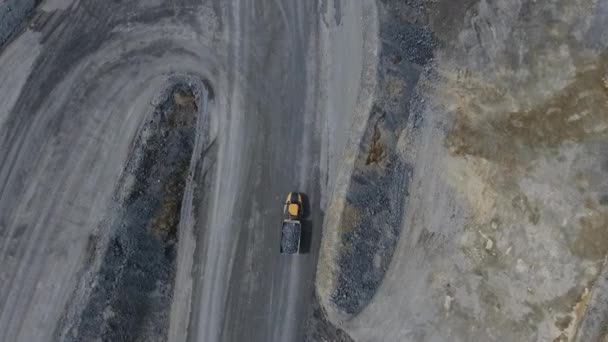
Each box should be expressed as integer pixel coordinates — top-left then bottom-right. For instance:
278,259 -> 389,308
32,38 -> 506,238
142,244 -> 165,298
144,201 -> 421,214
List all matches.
0,0 -> 368,341
189,1 -> 323,341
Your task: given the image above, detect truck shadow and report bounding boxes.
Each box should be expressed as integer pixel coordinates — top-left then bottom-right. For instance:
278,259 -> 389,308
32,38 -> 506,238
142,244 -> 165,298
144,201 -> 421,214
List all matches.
300,192 -> 311,220
300,219 -> 313,254
299,192 -> 312,253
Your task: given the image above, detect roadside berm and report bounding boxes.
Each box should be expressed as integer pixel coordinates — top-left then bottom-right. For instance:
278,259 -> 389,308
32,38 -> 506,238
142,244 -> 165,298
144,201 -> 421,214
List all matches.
56,84 -> 206,342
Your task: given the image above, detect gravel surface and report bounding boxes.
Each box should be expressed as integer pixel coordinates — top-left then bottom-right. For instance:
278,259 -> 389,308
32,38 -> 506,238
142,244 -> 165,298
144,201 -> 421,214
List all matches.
0,0 -> 35,49
305,294 -> 354,342
0,1 -> 370,341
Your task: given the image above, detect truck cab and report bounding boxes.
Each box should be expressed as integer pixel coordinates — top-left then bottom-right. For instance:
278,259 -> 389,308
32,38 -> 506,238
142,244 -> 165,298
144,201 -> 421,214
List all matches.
284,192 -> 303,219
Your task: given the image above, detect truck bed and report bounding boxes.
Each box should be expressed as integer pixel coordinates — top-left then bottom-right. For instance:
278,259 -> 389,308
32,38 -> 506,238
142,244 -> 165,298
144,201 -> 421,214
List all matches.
280,219 -> 301,254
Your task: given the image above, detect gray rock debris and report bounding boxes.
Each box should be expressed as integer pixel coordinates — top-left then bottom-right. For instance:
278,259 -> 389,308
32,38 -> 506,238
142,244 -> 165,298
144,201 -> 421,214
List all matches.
0,0 -> 36,49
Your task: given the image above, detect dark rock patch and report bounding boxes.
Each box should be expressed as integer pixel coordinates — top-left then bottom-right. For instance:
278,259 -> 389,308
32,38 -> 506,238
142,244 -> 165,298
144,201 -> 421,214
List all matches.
329,0 -> 435,317
61,84 -> 200,342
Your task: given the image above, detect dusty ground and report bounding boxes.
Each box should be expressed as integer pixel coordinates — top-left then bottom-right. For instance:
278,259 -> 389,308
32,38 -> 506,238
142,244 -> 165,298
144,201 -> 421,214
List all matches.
0,0 -> 370,341
318,0 -> 608,341
2,0 -> 607,341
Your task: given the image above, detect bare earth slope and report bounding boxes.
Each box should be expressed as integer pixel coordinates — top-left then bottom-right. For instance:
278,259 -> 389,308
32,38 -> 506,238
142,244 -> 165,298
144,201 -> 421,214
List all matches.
318,0 -> 608,341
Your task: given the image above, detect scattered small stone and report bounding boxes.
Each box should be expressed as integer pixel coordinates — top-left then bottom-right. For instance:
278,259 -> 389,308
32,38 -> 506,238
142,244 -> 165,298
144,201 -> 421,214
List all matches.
102,306 -> 115,320
478,230 -> 493,250
485,239 -> 493,250
444,295 -> 454,312
516,259 -> 528,273
567,113 -> 582,122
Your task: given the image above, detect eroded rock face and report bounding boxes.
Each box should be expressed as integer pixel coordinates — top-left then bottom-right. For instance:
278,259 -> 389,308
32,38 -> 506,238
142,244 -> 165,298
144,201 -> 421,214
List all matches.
318,0 -> 608,341
433,1 -> 608,339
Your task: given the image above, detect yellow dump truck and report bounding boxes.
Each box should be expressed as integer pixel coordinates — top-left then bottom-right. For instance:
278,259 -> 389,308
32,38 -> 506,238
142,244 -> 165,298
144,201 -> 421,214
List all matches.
280,192 -> 303,254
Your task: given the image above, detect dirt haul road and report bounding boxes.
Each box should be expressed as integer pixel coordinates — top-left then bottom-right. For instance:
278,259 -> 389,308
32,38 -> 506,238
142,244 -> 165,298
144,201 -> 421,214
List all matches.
0,0 -> 371,341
